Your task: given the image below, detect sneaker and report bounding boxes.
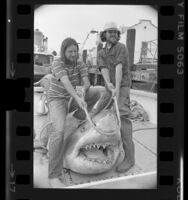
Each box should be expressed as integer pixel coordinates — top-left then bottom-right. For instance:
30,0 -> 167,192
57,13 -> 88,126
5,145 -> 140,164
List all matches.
48,176 -> 66,188
116,160 -> 135,173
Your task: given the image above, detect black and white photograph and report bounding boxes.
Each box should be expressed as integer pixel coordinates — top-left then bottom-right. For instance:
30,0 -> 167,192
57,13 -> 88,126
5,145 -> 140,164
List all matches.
33,5 -> 158,188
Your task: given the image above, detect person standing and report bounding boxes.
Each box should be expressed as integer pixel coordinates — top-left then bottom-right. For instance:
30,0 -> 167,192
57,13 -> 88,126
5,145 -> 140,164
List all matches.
93,22 -> 135,172
45,38 -> 100,187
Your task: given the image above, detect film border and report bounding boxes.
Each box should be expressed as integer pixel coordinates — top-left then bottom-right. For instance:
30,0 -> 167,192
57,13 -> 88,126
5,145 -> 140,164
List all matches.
4,0 -> 184,199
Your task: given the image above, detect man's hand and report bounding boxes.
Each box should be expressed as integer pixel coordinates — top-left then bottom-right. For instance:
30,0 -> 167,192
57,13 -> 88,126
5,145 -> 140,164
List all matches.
106,82 -> 120,99
112,87 -> 120,101
77,87 -> 86,99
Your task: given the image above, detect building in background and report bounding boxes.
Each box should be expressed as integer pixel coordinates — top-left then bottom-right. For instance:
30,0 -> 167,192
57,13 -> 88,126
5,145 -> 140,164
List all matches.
86,20 -> 157,67
34,29 -> 48,53
119,20 -> 157,92
84,20 -> 158,92
87,47 -> 97,66
34,29 -> 54,82
120,19 -> 157,65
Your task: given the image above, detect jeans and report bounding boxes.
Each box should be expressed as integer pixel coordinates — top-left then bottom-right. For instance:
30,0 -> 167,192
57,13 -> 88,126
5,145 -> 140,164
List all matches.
47,88 -> 100,179
118,87 -> 131,117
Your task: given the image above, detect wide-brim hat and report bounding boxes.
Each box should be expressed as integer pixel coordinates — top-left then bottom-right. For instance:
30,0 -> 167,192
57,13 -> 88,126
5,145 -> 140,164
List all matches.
103,22 -> 120,32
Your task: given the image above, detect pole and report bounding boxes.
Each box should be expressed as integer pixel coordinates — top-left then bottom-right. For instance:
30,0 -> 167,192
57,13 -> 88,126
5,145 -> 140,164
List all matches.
81,32 -> 90,51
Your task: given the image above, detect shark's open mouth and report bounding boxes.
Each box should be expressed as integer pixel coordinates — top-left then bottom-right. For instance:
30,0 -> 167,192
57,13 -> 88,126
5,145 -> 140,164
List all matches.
63,107 -> 124,174
78,142 -> 118,165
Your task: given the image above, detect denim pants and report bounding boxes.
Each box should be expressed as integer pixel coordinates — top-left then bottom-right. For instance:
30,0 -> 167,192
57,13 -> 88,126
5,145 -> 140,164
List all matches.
47,88 -> 100,179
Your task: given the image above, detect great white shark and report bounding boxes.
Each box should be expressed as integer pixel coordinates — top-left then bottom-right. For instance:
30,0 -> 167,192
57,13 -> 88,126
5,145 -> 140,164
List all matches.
35,75 -> 131,175
62,108 -> 125,174
39,97 -> 126,174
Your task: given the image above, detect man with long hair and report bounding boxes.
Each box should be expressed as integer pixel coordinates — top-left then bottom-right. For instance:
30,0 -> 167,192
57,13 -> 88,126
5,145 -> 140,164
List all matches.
46,38 -> 100,187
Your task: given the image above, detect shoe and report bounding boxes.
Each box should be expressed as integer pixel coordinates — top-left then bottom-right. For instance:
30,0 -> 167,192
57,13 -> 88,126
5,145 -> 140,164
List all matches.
116,139 -> 135,173
49,176 -> 66,188
116,155 -> 135,173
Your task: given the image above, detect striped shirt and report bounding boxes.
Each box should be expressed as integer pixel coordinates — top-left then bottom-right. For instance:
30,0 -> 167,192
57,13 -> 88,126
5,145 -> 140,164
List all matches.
47,58 -> 88,101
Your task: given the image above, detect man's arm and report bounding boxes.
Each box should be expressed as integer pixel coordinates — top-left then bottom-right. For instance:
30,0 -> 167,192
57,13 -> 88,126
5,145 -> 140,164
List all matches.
98,50 -> 114,91
115,44 -> 129,87
51,59 -> 86,109
115,63 -> 123,89
113,44 -> 129,99
114,63 -> 123,100
101,68 -> 111,86
51,59 -> 80,100
60,76 -> 87,109
60,76 -> 78,99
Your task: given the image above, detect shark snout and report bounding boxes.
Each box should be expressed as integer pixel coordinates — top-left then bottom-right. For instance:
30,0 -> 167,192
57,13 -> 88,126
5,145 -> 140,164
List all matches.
94,111 -> 120,136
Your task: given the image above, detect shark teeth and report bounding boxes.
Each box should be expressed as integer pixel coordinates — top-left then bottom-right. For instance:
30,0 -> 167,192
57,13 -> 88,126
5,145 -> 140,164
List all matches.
80,150 -> 113,165
83,143 -> 111,150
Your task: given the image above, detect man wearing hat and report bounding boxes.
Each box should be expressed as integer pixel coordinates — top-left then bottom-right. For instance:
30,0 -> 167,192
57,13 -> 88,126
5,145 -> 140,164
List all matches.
92,22 -> 135,172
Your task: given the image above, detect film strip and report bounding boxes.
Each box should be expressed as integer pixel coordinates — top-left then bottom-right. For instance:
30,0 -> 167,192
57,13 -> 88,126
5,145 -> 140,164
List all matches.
3,0 -> 184,199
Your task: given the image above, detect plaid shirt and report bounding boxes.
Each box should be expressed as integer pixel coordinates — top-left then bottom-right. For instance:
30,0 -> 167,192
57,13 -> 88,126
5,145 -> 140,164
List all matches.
48,58 -> 88,100
97,42 -> 131,87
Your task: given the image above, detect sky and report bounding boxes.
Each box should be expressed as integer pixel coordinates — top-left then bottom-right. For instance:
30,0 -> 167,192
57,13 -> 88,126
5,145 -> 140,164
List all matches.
34,5 -> 157,54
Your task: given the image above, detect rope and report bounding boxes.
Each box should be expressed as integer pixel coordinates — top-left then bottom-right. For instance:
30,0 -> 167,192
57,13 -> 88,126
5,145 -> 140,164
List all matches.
82,96 -> 121,137
113,96 -> 121,129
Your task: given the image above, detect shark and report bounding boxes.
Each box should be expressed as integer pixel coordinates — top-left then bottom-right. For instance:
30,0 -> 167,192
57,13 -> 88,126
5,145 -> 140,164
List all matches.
61,107 -> 125,174
35,75 -> 128,175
